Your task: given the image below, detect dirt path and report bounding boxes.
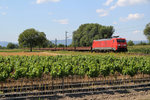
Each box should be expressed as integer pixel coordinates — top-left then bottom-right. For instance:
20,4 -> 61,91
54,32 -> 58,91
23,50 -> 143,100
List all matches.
0,52 -> 63,56
61,90 -> 150,100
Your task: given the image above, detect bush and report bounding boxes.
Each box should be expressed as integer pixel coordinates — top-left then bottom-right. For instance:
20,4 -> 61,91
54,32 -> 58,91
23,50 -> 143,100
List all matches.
7,43 -> 18,49
136,41 -> 147,45
58,44 -> 65,47
0,45 -> 2,49
127,40 -> 134,46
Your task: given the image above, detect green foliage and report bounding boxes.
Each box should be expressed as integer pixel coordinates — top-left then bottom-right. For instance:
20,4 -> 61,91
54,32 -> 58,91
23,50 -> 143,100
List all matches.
0,45 -> 2,49
43,40 -> 55,48
144,23 -> 150,43
127,40 -> 134,46
0,55 -> 150,81
18,28 -> 49,52
37,32 -> 47,48
0,46 -> 6,49
72,23 -> 114,47
7,43 -> 18,49
136,41 -> 147,45
128,45 -> 150,54
58,44 -> 65,47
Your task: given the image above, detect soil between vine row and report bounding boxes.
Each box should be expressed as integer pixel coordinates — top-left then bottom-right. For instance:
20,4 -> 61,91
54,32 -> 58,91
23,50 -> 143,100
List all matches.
1,82 -> 150,100
1,76 -> 150,100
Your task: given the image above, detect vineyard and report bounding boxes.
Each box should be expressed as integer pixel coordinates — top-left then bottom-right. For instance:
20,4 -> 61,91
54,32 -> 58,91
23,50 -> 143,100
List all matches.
128,45 -> 150,54
0,55 -> 150,99
0,55 -> 150,81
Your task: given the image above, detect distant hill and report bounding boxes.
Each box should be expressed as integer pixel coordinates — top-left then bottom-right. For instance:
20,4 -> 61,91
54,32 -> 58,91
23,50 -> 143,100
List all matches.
51,39 -> 72,46
0,41 -> 9,47
127,40 -> 149,44
0,41 -> 18,47
0,40 -> 73,47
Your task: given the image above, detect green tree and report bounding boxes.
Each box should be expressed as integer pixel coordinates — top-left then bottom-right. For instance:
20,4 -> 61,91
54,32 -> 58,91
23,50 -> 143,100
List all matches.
42,40 -> 55,48
137,41 -> 147,45
0,45 -> 2,49
72,23 -> 114,47
127,40 -> 134,46
58,44 -> 65,47
37,32 -> 47,49
144,23 -> 150,43
18,28 -> 47,52
7,43 -> 18,49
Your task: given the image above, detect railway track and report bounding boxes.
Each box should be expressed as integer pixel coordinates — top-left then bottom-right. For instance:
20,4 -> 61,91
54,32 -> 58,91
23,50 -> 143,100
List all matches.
35,47 -> 150,56
37,47 -> 92,51
1,82 -> 150,100
1,77 -> 150,93
1,77 -> 150,99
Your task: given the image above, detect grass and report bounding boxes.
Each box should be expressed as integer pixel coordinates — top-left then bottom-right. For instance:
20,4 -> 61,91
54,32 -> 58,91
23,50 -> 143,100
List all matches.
128,45 -> 150,49
0,45 -> 149,57
0,49 -> 26,52
0,91 -> 3,94
0,49 -> 41,52
128,45 -> 150,54
47,50 -> 149,57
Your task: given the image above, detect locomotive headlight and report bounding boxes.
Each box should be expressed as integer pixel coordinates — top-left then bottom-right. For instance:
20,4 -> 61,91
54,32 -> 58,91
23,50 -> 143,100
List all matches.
123,44 -> 126,46
118,44 -> 121,46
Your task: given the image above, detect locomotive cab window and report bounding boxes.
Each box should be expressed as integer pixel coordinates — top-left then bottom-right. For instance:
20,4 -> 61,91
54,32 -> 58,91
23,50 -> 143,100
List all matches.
117,39 -> 125,43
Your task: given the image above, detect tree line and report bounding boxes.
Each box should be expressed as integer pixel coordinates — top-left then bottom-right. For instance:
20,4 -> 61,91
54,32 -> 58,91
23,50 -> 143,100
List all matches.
17,23 -> 115,52
0,43 -> 18,49
0,42 -> 66,50
1,23 -> 150,51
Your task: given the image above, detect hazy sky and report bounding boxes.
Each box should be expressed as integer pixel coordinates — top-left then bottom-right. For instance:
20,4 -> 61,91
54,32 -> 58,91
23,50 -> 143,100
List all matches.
0,0 -> 150,42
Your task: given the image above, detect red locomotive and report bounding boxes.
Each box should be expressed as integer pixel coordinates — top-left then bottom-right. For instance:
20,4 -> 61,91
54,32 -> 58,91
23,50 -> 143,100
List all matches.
92,37 -> 127,52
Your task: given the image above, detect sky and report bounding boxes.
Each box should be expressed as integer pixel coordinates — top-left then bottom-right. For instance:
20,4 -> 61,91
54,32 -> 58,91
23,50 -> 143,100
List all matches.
0,0 -> 150,43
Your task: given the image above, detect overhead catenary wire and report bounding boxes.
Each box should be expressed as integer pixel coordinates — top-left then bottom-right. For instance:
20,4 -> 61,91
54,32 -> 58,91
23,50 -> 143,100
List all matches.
53,22 -> 148,43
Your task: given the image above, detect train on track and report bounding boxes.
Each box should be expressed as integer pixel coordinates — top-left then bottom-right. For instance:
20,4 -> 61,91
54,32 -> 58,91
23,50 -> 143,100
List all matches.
39,37 -> 127,52
92,37 -> 127,52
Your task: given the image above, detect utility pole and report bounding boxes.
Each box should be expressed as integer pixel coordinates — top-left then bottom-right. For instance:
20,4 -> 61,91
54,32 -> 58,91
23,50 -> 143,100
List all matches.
55,38 -> 57,50
65,31 -> 68,48
55,38 -> 57,46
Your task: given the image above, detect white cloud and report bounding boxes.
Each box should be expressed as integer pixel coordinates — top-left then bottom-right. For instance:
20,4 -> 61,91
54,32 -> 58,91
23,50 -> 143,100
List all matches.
117,0 -> 149,6
53,19 -> 69,24
110,5 -> 117,10
1,12 -> 7,15
0,6 -> 8,16
36,0 -> 60,4
110,0 -> 150,10
120,13 -> 144,21
104,0 -> 114,6
127,13 -> 144,20
132,30 -> 141,34
96,9 -> 109,17
113,21 -> 117,25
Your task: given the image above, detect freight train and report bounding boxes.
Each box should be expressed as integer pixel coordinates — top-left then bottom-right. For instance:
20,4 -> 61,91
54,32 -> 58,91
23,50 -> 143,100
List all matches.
39,37 -> 127,52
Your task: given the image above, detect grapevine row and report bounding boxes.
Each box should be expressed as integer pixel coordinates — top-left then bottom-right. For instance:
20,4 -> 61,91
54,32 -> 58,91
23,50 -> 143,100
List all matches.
0,55 -> 150,81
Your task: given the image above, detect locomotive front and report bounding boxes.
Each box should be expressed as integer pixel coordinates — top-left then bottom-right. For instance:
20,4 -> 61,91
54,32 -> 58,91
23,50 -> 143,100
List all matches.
115,38 -> 127,51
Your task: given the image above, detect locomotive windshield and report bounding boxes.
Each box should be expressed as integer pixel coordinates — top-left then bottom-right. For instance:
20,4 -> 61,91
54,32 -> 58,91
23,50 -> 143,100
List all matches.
117,39 -> 126,43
